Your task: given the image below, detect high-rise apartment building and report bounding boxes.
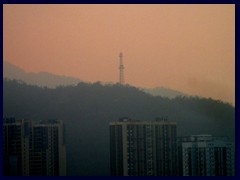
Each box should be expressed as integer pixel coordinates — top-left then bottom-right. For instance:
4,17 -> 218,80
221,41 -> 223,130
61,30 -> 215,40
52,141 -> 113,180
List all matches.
179,135 -> 235,176
3,117 -> 27,175
3,117 -> 66,176
109,117 -> 177,176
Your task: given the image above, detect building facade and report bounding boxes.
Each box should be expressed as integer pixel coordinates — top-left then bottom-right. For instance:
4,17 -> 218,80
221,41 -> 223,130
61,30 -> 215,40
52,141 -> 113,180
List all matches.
110,117 -> 177,176
180,135 -> 235,176
3,117 -> 66,176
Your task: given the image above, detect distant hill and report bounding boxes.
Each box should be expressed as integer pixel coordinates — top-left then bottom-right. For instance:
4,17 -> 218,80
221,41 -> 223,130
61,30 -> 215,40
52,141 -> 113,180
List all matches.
3,79 -> 235,176
3,61 -> 81,88
142,87 -> 188,99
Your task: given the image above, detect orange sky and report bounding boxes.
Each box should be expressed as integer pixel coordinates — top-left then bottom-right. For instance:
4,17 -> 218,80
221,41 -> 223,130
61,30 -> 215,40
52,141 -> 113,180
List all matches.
3,4 -> 235,105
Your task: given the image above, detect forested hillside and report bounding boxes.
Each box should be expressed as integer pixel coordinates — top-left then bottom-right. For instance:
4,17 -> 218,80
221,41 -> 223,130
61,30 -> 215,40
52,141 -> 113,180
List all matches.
3,79 -> 235,176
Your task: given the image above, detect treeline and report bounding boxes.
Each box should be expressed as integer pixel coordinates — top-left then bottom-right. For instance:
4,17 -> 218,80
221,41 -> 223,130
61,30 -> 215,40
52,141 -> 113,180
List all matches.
3,78 -> 235,176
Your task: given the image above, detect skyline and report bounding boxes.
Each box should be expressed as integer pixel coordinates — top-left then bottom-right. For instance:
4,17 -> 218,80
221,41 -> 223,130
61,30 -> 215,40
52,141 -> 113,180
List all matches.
3,4 -> 235,105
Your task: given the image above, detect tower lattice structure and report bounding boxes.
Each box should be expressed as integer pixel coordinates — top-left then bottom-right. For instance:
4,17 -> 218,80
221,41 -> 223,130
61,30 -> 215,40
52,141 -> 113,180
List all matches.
119,52 -> 124,84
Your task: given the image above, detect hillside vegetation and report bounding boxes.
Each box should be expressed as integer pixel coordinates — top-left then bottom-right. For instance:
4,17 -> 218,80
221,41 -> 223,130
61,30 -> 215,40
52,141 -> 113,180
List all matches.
3,79 -> 235,176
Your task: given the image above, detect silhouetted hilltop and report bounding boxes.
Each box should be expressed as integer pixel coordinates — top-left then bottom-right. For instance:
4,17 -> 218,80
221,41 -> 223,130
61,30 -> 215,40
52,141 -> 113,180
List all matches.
142,86 -> 188,98
3,61 -> 81,88
3,79 -> 235,176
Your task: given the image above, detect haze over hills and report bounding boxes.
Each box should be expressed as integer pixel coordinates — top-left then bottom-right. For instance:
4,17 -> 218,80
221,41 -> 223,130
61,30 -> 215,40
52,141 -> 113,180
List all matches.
3,61 -> 81,88
142,87 -> 188,99
4,60 -> 191,99
3,78 -> 235,176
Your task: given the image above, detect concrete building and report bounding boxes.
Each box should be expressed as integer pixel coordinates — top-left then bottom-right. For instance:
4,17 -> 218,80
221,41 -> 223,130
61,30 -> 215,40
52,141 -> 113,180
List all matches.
179,135 -> 235,176
109,117 -> 177,176
3,117 -> 66,176
3,117 -> 28,175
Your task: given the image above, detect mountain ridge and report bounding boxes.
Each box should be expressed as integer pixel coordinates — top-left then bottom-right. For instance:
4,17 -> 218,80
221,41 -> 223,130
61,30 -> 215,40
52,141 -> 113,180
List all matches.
4,61 -> 192,99
142,86 -> 188,99
3,61 -> 81,88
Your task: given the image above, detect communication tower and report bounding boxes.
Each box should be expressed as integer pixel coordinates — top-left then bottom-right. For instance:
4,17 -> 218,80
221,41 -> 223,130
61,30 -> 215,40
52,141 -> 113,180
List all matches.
119,52 -> 124,84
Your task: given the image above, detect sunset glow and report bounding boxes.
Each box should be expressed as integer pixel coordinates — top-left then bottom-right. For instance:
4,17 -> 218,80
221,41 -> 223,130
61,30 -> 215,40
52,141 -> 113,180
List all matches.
3,4 -> 235,105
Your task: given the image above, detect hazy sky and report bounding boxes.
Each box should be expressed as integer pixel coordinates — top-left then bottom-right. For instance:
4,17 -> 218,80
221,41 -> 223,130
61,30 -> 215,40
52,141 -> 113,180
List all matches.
3,4 -> 235,105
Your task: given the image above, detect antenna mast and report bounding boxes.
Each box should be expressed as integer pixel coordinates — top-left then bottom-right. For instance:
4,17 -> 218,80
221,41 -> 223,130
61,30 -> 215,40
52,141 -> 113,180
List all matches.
119,52 -> 124,84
